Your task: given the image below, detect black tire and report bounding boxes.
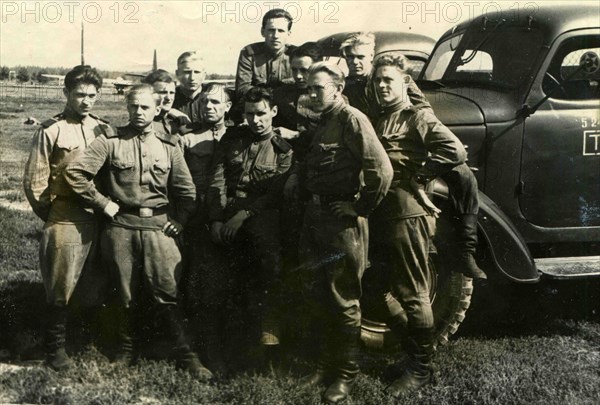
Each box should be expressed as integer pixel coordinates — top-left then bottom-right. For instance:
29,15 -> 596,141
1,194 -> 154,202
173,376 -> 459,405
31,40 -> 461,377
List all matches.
359,194 -> 474,351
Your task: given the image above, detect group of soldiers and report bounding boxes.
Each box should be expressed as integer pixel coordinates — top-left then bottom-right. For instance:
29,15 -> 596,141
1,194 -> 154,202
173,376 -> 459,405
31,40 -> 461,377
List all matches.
23,8 -> 485,404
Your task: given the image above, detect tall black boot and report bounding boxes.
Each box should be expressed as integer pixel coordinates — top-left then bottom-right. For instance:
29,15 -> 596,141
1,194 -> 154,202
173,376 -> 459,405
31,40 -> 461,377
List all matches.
113,306 -> 135,366
45,305 -> 72,371
386,327 -> 436,397
322,326 -> 361,404
456,214 -> 487,280
159,305 -> 213,382
299,317 -> 334,389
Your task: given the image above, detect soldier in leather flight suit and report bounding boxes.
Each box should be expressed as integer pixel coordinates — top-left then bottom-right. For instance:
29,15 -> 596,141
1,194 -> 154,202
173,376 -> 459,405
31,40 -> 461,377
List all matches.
64,84 -> 212,381
23,65 -> 110,371
369,54 -> 467,396
285,63 -> 392,404
207,87 -> 293,372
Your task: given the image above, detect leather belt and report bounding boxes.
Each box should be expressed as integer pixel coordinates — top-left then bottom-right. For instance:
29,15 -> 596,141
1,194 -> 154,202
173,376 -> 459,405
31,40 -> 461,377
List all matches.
118,206 -> 169,218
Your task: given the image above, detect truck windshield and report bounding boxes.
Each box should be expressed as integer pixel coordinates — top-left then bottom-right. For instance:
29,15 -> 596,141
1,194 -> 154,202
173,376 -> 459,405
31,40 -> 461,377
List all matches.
423,26 -> 544,89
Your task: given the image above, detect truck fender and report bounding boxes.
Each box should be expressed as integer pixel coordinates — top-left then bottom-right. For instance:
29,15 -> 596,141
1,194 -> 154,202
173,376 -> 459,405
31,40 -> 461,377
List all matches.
432,179 -> 539,283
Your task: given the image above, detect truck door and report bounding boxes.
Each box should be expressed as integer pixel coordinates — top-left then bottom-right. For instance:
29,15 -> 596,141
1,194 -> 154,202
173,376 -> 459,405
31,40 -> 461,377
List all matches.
520,30 -> 600,228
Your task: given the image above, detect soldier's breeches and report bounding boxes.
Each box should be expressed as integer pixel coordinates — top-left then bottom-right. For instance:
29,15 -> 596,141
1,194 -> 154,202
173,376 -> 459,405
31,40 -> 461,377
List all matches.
101,224 -> 181,307
39,220 -> 99,306
299,203 -> 368,328
372,215 -> 436,330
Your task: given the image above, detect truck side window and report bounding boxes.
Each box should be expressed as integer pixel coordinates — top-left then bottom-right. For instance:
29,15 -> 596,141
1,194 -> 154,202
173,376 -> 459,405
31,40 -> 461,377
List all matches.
542,35 -> 600,100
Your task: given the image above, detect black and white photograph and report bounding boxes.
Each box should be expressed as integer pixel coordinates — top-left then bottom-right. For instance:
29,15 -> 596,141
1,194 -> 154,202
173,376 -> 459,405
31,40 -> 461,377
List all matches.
0,1 -> 599,404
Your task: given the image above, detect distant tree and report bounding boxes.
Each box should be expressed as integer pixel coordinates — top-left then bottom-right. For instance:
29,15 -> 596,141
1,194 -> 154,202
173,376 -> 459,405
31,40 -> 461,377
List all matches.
0,66 -> 9,80
36,70 -> 50,83
16,67 -> 30,83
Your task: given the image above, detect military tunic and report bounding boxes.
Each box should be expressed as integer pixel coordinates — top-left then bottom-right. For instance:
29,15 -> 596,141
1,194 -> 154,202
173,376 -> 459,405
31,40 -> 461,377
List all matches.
64,124 -> 196,306
370,101 -> 466,329
207,126 -> 292,344
23,110 -> 111,305
235,42 -> 296,99
298,99 -> 393,327
173,86 -> 203,124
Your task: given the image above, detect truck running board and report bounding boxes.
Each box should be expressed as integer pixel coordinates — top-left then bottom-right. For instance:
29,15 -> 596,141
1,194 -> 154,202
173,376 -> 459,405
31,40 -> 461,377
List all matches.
536,256 -> 600,279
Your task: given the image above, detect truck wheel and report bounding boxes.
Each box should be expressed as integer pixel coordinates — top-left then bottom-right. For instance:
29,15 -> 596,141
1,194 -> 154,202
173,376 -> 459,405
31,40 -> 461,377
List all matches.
360,255 -> 473,350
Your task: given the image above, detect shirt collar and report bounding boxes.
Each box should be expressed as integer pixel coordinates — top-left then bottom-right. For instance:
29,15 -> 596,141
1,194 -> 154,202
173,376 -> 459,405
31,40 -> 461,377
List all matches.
321,98 -> 345,120
381,99 -> 413,114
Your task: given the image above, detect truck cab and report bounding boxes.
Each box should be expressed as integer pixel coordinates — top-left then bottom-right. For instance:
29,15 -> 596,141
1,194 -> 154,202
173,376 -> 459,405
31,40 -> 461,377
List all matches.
418,4 -> 600,279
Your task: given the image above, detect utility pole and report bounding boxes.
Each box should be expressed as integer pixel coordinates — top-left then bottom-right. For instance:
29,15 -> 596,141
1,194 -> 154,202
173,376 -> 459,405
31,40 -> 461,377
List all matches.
81,22 -> 85,65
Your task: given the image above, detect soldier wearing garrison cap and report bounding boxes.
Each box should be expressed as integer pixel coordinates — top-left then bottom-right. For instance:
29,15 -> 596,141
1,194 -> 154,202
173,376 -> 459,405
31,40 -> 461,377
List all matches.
23,65 -> 111,371
64,84 -> 212,381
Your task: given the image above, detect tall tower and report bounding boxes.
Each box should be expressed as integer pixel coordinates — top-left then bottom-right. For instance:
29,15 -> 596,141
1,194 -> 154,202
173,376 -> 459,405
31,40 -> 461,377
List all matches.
153,49 -> 158,71
81,22 -> 85,65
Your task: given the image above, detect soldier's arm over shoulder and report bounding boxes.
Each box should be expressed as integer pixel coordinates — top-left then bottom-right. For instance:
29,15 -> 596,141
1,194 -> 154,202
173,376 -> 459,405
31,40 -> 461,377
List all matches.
63,134 -> 112,211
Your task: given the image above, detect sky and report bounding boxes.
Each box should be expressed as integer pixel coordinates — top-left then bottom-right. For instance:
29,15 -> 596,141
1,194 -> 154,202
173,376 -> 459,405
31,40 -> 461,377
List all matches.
0,0 -> 592,75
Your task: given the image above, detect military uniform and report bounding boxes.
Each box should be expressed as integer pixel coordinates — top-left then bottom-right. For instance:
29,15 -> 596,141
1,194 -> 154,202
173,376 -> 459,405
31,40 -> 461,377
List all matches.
64,124 -> 211,379
370,101 -> 466,394
23,109 -> 111,370
207,126 -> 292,348
297,98 -> 392,402
173,86 -> 203,124
235,42 -> 296,99
179,121 -> 230,372
153,110 -> 191,136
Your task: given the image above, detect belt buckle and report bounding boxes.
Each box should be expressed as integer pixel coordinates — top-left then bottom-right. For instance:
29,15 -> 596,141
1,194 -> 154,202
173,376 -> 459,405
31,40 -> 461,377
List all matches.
139,207 -> 153,218
312,194 -> 321,205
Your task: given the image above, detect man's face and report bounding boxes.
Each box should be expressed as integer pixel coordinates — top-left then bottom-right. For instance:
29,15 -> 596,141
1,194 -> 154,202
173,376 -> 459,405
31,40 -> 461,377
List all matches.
291,56 -> 313,88
201,87 -> 232,124
64,83 -> 98,117
176,58 -> 205,93
127,91 -> 161,129
152,81 -> 176,112
261,18 -> 291,53
307,71 -> 342,113
244,100 -> 277,136
374,66 -> 408,106
344,44 -> 374,77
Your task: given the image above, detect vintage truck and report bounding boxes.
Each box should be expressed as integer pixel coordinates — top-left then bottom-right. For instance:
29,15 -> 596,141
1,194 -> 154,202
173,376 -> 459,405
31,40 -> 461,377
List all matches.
318,3 -> 600,349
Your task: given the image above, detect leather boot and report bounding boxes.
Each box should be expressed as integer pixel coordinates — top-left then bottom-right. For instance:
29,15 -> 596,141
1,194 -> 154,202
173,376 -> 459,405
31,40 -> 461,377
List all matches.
386,327 -> 435,397
45,305 -> 73,371
160,305 -> 213,382
322,326 -> 361,404
113,306 -> 135,366
300,319 -> 333,389
456,214 -> 487,280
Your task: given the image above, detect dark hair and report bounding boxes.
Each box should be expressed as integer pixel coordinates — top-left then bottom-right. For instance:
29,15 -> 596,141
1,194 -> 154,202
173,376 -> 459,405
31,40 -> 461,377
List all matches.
203,82 -> 232,102
290,42 -> 322,63
142,69 -> 174,85
243,86 -> 274,108
373,53 -> 411,73
64,65 -> 103,91
125,83 -> 161,106
262,8 -> 293,30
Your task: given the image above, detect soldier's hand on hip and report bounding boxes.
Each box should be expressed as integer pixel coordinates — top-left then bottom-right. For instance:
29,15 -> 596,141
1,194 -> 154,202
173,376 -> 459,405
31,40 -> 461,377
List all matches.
330,201 -> 359,218
162,219 -> 183,238
103,201 -> 120,219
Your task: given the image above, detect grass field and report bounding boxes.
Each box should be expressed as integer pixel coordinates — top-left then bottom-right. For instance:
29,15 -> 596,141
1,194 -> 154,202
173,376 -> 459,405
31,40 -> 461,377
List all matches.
1,91 -> 599,404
